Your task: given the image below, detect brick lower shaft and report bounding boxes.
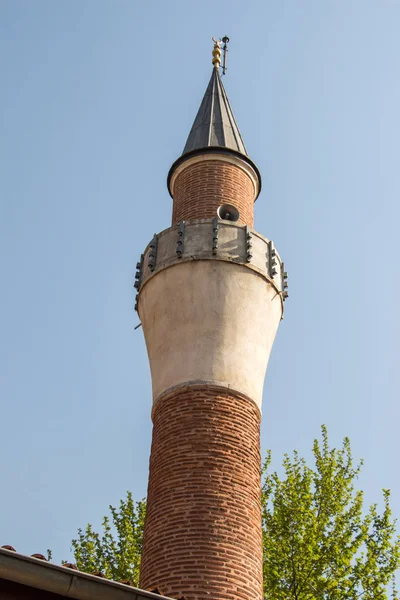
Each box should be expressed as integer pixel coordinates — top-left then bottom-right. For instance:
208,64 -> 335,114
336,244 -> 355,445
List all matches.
139,386 -> 263,600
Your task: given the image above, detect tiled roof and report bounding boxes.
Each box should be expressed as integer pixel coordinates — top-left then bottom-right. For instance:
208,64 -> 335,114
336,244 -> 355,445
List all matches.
0,546 -> 177,600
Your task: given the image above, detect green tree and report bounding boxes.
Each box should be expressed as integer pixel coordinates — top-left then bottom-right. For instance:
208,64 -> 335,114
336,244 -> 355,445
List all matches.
70,492 -> 145,584
70,428 -> 400,597
262,426 -> 400,599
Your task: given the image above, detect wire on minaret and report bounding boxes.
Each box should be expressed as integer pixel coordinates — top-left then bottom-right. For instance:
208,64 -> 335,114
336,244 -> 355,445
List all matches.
221,36 -> 229,75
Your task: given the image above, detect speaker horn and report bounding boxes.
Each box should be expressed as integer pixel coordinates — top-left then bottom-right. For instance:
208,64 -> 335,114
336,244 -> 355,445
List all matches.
217,204 -> 240,222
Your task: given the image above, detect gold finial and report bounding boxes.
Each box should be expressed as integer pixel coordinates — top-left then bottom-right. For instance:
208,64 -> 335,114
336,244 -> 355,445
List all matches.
212,37 -> 222,69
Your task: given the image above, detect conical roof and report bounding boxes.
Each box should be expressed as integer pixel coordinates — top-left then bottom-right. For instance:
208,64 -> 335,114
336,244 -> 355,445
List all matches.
167,64 -> 261,199
182,67 -> 248,156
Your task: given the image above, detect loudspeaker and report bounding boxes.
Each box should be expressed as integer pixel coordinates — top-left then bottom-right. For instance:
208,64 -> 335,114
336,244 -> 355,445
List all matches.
217,204 -> 240,222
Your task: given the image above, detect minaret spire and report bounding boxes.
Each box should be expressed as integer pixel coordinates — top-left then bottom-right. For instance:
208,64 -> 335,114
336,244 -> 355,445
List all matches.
181,66 -> 248,157
167,38 -> 261,201
180,38 -> 248,158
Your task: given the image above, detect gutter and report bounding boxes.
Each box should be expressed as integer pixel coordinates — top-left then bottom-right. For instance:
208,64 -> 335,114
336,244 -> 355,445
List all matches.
0,548 -> 173,600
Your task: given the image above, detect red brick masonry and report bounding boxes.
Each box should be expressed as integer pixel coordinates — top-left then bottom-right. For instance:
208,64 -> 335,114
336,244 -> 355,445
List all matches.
140,387 -> 263,600
172,161 -> 255,227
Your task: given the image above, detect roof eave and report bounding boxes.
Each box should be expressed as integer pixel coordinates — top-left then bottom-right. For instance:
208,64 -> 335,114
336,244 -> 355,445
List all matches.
0,548 -> 173,600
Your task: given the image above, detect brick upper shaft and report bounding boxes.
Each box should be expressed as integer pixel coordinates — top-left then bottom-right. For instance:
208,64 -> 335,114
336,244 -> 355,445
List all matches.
140,387 -> 263,600
171,159 -> 255,227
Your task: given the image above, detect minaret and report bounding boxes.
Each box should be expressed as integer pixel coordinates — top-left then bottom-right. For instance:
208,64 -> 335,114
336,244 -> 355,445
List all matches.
136,39 -> 287,600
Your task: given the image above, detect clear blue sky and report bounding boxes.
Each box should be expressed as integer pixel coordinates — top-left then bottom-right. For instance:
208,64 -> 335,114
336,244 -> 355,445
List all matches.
1,0 -> 399,563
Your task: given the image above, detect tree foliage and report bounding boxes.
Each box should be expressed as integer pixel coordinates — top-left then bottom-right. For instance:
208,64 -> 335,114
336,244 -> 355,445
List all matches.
70,492 -> 145,584
70,428 -> 400,597
262,426 -> 400,599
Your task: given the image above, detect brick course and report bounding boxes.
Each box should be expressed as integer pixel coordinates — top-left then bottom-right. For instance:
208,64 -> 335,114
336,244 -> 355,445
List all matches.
140,387 -> 263,600
172,161 -> 255,226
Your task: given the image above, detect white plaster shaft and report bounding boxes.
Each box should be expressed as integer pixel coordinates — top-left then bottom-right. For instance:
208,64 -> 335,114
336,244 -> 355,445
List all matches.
138,260 -> 282,410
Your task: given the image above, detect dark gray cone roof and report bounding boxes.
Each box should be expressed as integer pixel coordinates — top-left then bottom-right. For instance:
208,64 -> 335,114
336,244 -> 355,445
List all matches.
167,66 -> 261,199
182,67 -> 248,157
